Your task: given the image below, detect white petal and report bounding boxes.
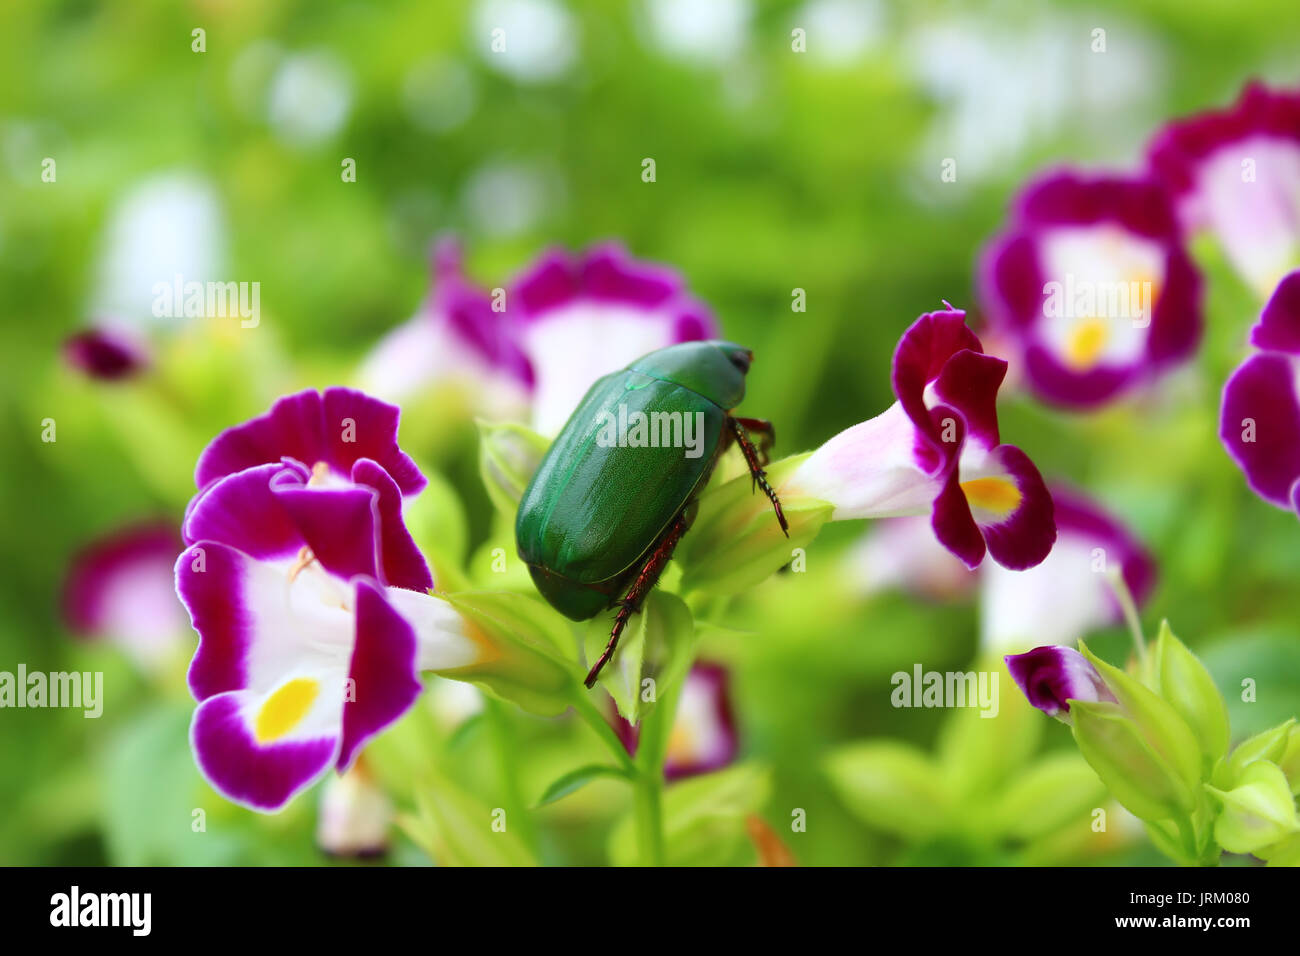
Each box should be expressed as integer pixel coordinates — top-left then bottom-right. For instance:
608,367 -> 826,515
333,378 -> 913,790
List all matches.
786,402 -> 941,519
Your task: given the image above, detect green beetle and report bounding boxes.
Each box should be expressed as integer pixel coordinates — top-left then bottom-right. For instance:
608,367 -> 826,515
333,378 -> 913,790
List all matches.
516,340 -> 788,687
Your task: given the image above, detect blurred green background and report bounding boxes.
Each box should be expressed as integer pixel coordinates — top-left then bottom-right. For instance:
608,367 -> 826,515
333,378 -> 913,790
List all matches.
2,0 -> 1299,865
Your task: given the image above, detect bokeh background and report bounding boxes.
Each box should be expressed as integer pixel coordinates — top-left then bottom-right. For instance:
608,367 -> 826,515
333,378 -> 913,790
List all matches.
2,0 -> 1299,865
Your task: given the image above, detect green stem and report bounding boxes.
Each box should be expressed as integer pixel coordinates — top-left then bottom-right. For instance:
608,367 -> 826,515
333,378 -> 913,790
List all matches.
570,690 -> 636,773
632,770 -> 665,867
1105,567 -> 1147,665
485,696 -> 537,852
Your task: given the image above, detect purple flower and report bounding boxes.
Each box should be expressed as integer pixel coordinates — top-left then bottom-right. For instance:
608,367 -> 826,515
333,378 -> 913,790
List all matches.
62,326 -> 150,381
981,484 -> 1156,652
1220,271 -> 1300,511
177,388 -> 484,812
1005,646 -> 1117,719
62,521 -> 187,669
357,239 -> 533,419
978,171 -> 1204,409
612,662 -> 739,780
510,242 -> 718,434
787,306 -> 1056,570
1147,82 -> 1300,297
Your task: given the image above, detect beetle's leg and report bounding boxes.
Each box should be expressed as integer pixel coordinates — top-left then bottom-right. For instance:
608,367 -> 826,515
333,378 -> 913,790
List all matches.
728,417 -> 790,538
584,512 -> 690,689
732,416 -> 776,466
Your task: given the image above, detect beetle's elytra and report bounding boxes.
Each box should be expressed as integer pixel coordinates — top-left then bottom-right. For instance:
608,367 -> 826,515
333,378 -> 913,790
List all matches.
515,340 -> 788,687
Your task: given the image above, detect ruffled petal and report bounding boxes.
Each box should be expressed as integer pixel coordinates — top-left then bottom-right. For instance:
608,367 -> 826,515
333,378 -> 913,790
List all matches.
959,444 -> 1055,570
183,463 -> 304,561
191,689 -> 341,812
336,580 -> 424,771
1250,270 -> 1300,354
351,459 -> 433,592
194,388 -> 425,496
891,307 -> 983,440
511,243 -> 719,434
1219,352 -> 1300,509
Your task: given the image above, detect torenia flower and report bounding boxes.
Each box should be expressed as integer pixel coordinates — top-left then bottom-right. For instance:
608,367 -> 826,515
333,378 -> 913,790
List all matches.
844,516 -> 977,602
62,325 -> 150,381
1221,271 -> 1300,510
357,239 -> 533,420
1147,82 -> 1300,297
786,306 -> 1056,570
612,661 -> 738,780
316,761 -> 393,859
177,388 -> 485,811
1004,646 -> 1116,720
981,484 -> 1155,652
510,243 -> 717,434
979,171 -> 1203,408
63,521 -> 187,670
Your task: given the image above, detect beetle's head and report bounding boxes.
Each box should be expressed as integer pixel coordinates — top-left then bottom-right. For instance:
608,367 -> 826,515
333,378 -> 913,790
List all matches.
717,342 -> 753,375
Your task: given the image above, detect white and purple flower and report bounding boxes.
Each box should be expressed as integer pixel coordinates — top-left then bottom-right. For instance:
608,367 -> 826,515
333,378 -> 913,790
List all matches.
1147,82 -> 1300,298
177,387 -> 485,812
1005,645 -> 1117,720
1220,270 -> 1300,511
979,171 -> 1203,409
357,240 -> 534,420
981,484 -> 1156,653
63,521 -> 188,669
613,661 -> 738,780
786,306 -> 1056,570
510,242 -> 718,434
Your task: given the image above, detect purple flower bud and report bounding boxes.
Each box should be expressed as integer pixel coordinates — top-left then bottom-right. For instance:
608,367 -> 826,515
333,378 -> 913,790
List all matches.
1005,646 -> 1117,718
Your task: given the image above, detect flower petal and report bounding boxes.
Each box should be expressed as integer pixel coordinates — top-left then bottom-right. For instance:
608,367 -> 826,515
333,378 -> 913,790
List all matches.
351,458 -> 433,592
337,579 -> 423,771
787,401 -> 944,519
959,443 -> 1055,570
62,522 -> 185,664
1250,270 -> 1300,354
183,463 -> 304,561
194,388 -> 425,496
63,327 -> 149,381
191,689 -> 340,812
664,662 -> 739,780
511,243 -> 718,434
1220,352 -> 1300,509
1005,645 -> 1116,718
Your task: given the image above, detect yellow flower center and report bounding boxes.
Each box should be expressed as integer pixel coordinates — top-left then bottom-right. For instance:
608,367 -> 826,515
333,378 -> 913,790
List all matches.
960,476 -> 1022,518
255,677 -> 320,743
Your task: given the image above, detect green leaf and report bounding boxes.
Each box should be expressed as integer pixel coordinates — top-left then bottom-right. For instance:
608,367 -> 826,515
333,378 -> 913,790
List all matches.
583,590 -> 696,727
1151,620 -> 1231,770
1079,641 -> 1202,794
532,764 -> 630,808
824,741 -> 951,840
477,420 -> 550,519
1205,761 -> 1300,856
607,762 -> 772,866
403,773 -> 538,867
937,654 -> 1042,799
436,590 -> 583,717
1070,700 -> 1193,821
993,753 -> 1108,841
1217,718 -> 1297,788
676,454 -> 832,595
